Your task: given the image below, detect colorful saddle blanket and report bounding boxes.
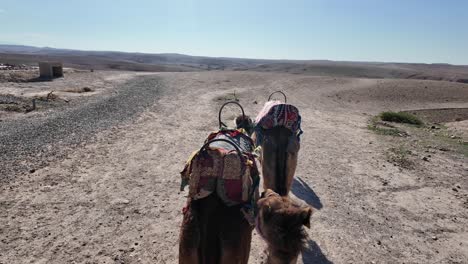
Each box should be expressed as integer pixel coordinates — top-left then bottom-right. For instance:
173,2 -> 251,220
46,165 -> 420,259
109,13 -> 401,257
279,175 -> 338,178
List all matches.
255,101 -> 302,133
180,129 -> 259,206
254,101 -> 303,146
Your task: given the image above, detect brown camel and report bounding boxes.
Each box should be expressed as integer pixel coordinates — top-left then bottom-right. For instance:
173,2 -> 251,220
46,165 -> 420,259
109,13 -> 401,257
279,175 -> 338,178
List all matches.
179,118 -> 259,263
179,189 -> 311,264
256,189 -> 312,264
253,101 -> 302,196
253,126 -> 300,196
234,115 -> 254,135
179,108 -> 305,263
179,193 -> 254,264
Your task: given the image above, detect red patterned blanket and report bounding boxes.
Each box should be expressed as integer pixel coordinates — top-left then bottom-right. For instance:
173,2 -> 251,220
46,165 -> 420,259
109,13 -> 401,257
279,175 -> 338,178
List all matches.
180,129 -> 259,206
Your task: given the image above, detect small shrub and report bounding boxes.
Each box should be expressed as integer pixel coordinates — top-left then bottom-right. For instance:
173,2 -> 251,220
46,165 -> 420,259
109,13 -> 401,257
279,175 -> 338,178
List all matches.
380,111 -> 423,126
2,104 -> 24,112
367,124 -> 406,136
64,87 -> 93,93
386,146 -> 414,169
368,116 -> 409,137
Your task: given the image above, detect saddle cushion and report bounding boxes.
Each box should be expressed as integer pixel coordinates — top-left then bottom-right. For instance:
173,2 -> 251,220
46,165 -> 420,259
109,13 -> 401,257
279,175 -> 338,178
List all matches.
180,130 -> 259,206
254,102 -> 303,148
256,103 -> 301,133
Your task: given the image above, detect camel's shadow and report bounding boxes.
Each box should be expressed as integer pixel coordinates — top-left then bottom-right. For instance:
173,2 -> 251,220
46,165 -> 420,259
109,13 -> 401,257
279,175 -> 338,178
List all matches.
302,239 -> 333,264
292,177 -> 323,210
292,177 -> 332,263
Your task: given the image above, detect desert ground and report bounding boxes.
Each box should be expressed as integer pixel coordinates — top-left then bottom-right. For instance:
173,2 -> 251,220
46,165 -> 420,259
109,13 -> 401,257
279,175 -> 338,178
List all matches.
1,67 -> 467,263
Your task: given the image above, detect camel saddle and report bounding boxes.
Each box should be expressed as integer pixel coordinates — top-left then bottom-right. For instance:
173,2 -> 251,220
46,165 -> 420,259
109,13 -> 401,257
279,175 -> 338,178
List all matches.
254,102 -> 303,148
256,103 -> 302,134
180,129 -> 259,207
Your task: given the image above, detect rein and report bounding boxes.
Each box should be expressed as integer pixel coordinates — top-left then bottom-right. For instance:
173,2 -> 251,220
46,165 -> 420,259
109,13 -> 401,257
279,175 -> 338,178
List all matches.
255,212 -> 267,241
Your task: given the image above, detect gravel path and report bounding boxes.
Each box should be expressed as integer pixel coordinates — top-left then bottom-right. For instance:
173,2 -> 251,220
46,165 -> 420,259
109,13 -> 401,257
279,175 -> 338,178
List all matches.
0,75 -> 163,182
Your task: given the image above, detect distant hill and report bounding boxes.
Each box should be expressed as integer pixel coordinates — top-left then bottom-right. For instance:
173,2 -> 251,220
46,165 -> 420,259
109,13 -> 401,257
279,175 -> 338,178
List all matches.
1,44 -> 468,82
0,44 -> 269,70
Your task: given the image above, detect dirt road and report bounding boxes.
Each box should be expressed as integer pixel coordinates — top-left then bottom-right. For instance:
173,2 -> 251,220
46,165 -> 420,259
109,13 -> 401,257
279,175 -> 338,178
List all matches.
1,71 -> 467,263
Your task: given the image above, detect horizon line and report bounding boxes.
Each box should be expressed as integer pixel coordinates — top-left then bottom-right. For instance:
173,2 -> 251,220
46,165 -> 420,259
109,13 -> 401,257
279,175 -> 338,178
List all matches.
0,43 -> 466,67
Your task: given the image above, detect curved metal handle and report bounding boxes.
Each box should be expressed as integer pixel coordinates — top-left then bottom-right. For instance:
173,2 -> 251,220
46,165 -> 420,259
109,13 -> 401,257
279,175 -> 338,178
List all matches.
218,101 -> 246,129
199,138 -> 246,176
267,91 -> 287,103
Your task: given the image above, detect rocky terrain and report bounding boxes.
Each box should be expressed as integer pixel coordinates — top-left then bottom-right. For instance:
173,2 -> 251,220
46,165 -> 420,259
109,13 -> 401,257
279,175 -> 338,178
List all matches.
0,67 -> 467,263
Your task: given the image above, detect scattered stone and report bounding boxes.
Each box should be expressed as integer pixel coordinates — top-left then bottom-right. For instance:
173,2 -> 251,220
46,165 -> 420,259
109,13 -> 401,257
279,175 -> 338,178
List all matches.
41,186 -> 52,192
439,147 -> 449,152
29,169 -> 35,173
452,188 -> 459,192
253,100 -> 258,104
432,236 -> 438,241
422,156 -> 429,162
112,198 -> 130,205
377,240 -> 382,245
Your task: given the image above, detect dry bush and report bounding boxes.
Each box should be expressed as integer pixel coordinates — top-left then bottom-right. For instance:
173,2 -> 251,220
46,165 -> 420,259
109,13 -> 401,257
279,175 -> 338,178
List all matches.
386,146 -> 415,169
380,111 -> 423,126
0,104 -> 24,112
0,71 -> 41,83
63,87 -> 93,93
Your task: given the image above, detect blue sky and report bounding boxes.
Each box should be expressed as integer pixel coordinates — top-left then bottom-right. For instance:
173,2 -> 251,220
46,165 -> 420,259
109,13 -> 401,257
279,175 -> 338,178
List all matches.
1,0 -> 467,64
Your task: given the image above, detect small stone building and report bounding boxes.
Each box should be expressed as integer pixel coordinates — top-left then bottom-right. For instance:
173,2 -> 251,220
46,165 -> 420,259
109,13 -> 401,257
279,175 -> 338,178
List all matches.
39,62 -> 63,78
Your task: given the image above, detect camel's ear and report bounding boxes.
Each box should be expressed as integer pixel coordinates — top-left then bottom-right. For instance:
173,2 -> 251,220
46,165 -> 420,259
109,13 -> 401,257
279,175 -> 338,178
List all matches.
301,208 -> 312,229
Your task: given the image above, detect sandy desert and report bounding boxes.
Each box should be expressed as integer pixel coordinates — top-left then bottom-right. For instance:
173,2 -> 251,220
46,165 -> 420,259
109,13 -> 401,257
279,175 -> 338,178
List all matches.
1,57 -> 468,264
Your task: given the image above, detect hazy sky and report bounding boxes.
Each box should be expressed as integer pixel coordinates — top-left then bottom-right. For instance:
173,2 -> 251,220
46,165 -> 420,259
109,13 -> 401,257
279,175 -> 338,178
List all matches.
1,0 -> 467,64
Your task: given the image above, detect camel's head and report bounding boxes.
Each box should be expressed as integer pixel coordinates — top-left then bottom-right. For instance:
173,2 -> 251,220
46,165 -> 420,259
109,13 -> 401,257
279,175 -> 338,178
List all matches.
234,114 -> 254,135
256,189 -> 312,264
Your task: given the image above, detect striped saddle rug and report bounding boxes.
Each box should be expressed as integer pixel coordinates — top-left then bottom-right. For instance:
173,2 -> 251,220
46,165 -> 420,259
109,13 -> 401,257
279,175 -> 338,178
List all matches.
180,129 -> 259,207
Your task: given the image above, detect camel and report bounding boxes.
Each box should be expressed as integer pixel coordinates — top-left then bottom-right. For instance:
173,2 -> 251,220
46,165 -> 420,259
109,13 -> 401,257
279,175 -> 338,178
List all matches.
179,189 -> 312,264
179,109 -> 259,264
256,189 -> 312,264
234,114 -> 254,135
179,101 -> 308,263
253,99 -> 302,195
179,193 -> 254,264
